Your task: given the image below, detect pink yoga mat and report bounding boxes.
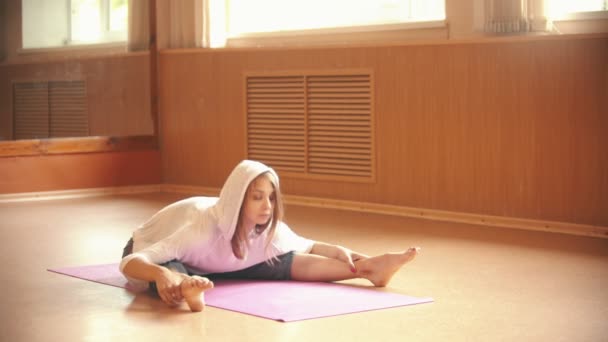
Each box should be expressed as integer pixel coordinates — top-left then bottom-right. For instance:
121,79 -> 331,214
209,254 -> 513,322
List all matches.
48,263 -> 433,322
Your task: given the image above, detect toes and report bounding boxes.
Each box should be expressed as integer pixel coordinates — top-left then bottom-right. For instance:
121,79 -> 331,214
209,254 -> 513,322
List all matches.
406,247 -> 420,255
198,280 -> 213,290
191,276 -> 214,289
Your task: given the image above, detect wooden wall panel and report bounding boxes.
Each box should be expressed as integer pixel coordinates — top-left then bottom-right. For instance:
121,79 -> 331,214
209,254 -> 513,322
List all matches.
159,36 -> 608,227
0,53 -> 153,140
0,66 -> 12,140
0,150 -> 161,194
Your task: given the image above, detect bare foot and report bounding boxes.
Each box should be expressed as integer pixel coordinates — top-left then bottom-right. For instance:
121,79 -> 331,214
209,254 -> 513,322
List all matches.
181,276 -> 214,312
356,247 -> 420,287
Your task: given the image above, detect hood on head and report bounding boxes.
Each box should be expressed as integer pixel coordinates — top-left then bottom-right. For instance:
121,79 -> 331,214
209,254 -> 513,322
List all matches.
215,160 -> 279,240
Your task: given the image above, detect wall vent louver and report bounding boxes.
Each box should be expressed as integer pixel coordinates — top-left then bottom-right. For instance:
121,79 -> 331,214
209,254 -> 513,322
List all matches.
13,80 -> 88,139
246,71 -> 374,182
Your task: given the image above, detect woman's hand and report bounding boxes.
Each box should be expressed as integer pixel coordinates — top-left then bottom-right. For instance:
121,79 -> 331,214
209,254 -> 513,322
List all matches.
334,246 -> 369,273
310,242 -> 369,273
154,268 -> 185,306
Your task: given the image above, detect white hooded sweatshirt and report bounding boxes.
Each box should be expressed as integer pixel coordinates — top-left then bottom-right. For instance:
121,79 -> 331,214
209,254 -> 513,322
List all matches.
119,160 -> 314,289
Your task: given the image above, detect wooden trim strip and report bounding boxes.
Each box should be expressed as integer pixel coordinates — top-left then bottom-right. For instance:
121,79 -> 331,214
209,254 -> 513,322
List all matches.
160,184 -> 608,239
149,0 -> 159,138
285,195 -> 608,239
0,184 -> 161,203
161,184 -> 220,197
0,135 -> 158,157
2,182 -> 606,239
0,51 -> 149,67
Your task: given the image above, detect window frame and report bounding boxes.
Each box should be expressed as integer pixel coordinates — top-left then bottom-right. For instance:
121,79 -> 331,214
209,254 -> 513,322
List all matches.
21,0 -> 128,52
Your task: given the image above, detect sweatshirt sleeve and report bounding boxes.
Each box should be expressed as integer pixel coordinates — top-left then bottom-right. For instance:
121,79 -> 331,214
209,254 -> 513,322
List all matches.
271,222 -> 315,254
119,228 -> 190,290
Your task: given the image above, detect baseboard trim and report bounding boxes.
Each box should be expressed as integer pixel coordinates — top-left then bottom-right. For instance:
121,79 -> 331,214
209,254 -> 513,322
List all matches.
0,184 -> 162,203
2,184 -> 606,239
285,194 -> 608,239
160,184 -> 608,239
161,184 -> 220,197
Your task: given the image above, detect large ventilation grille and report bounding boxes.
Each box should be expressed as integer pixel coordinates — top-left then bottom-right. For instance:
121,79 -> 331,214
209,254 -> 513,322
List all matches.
246,71 -> 374,181
13,80 -> 88,140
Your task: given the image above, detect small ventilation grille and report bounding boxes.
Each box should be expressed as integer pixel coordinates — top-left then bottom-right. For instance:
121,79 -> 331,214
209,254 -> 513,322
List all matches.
13,82 -> 50,140
49,80 -> 88,137
246,71 -> 374,181
13,80 -> 88,139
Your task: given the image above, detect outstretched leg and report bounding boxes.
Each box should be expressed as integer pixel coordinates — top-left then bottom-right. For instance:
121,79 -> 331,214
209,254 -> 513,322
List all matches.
357,247 -> 419,286
291,247 -> 419,287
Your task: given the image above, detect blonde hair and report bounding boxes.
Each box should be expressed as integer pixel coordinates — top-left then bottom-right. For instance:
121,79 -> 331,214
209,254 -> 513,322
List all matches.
231,171 -> 284,260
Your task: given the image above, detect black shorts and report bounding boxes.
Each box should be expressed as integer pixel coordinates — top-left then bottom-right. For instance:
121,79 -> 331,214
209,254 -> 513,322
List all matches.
121,238 -> 296,293
205,251 -> 295,281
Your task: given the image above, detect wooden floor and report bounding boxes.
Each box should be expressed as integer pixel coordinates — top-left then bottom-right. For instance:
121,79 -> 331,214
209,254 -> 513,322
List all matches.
1,192 -> 607,341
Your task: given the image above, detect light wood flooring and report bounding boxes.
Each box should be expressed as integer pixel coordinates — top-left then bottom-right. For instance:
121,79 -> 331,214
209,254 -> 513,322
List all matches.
1,192 -> 606,342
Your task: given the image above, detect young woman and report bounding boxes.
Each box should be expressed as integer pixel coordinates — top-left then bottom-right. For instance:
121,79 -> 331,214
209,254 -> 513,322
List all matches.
120,160 -> 419,312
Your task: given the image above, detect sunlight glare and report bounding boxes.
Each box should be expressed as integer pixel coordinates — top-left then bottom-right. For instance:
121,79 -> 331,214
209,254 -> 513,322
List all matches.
72,0 -> 101,42
227,0 -> 445,35
547,0 -> 606,18
110,0 -> 128,32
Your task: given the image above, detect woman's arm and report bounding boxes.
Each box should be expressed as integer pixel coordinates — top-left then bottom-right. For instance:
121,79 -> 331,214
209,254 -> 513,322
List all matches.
122,256 -> 186,306
309,241 -> 369,273
122,256 -> 170,282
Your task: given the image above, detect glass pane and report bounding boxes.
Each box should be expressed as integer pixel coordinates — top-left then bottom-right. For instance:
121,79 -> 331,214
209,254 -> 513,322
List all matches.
22,0 -> 70,48
71,0 -> 102,42
110,0 -> 128,32
228,0 -> 445,35
548,0 -> 607,17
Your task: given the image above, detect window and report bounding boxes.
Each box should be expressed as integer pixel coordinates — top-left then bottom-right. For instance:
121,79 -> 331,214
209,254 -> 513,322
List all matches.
22,0 -> 128,49
70,0 -> 128,44
215,0 -> 445,47
228,0 -> 445,35
546,0 -> 608,20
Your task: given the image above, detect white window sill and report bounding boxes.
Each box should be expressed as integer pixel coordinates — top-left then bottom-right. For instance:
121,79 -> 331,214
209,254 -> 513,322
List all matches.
18,42 -> 128,55
225,20 -> 447,48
